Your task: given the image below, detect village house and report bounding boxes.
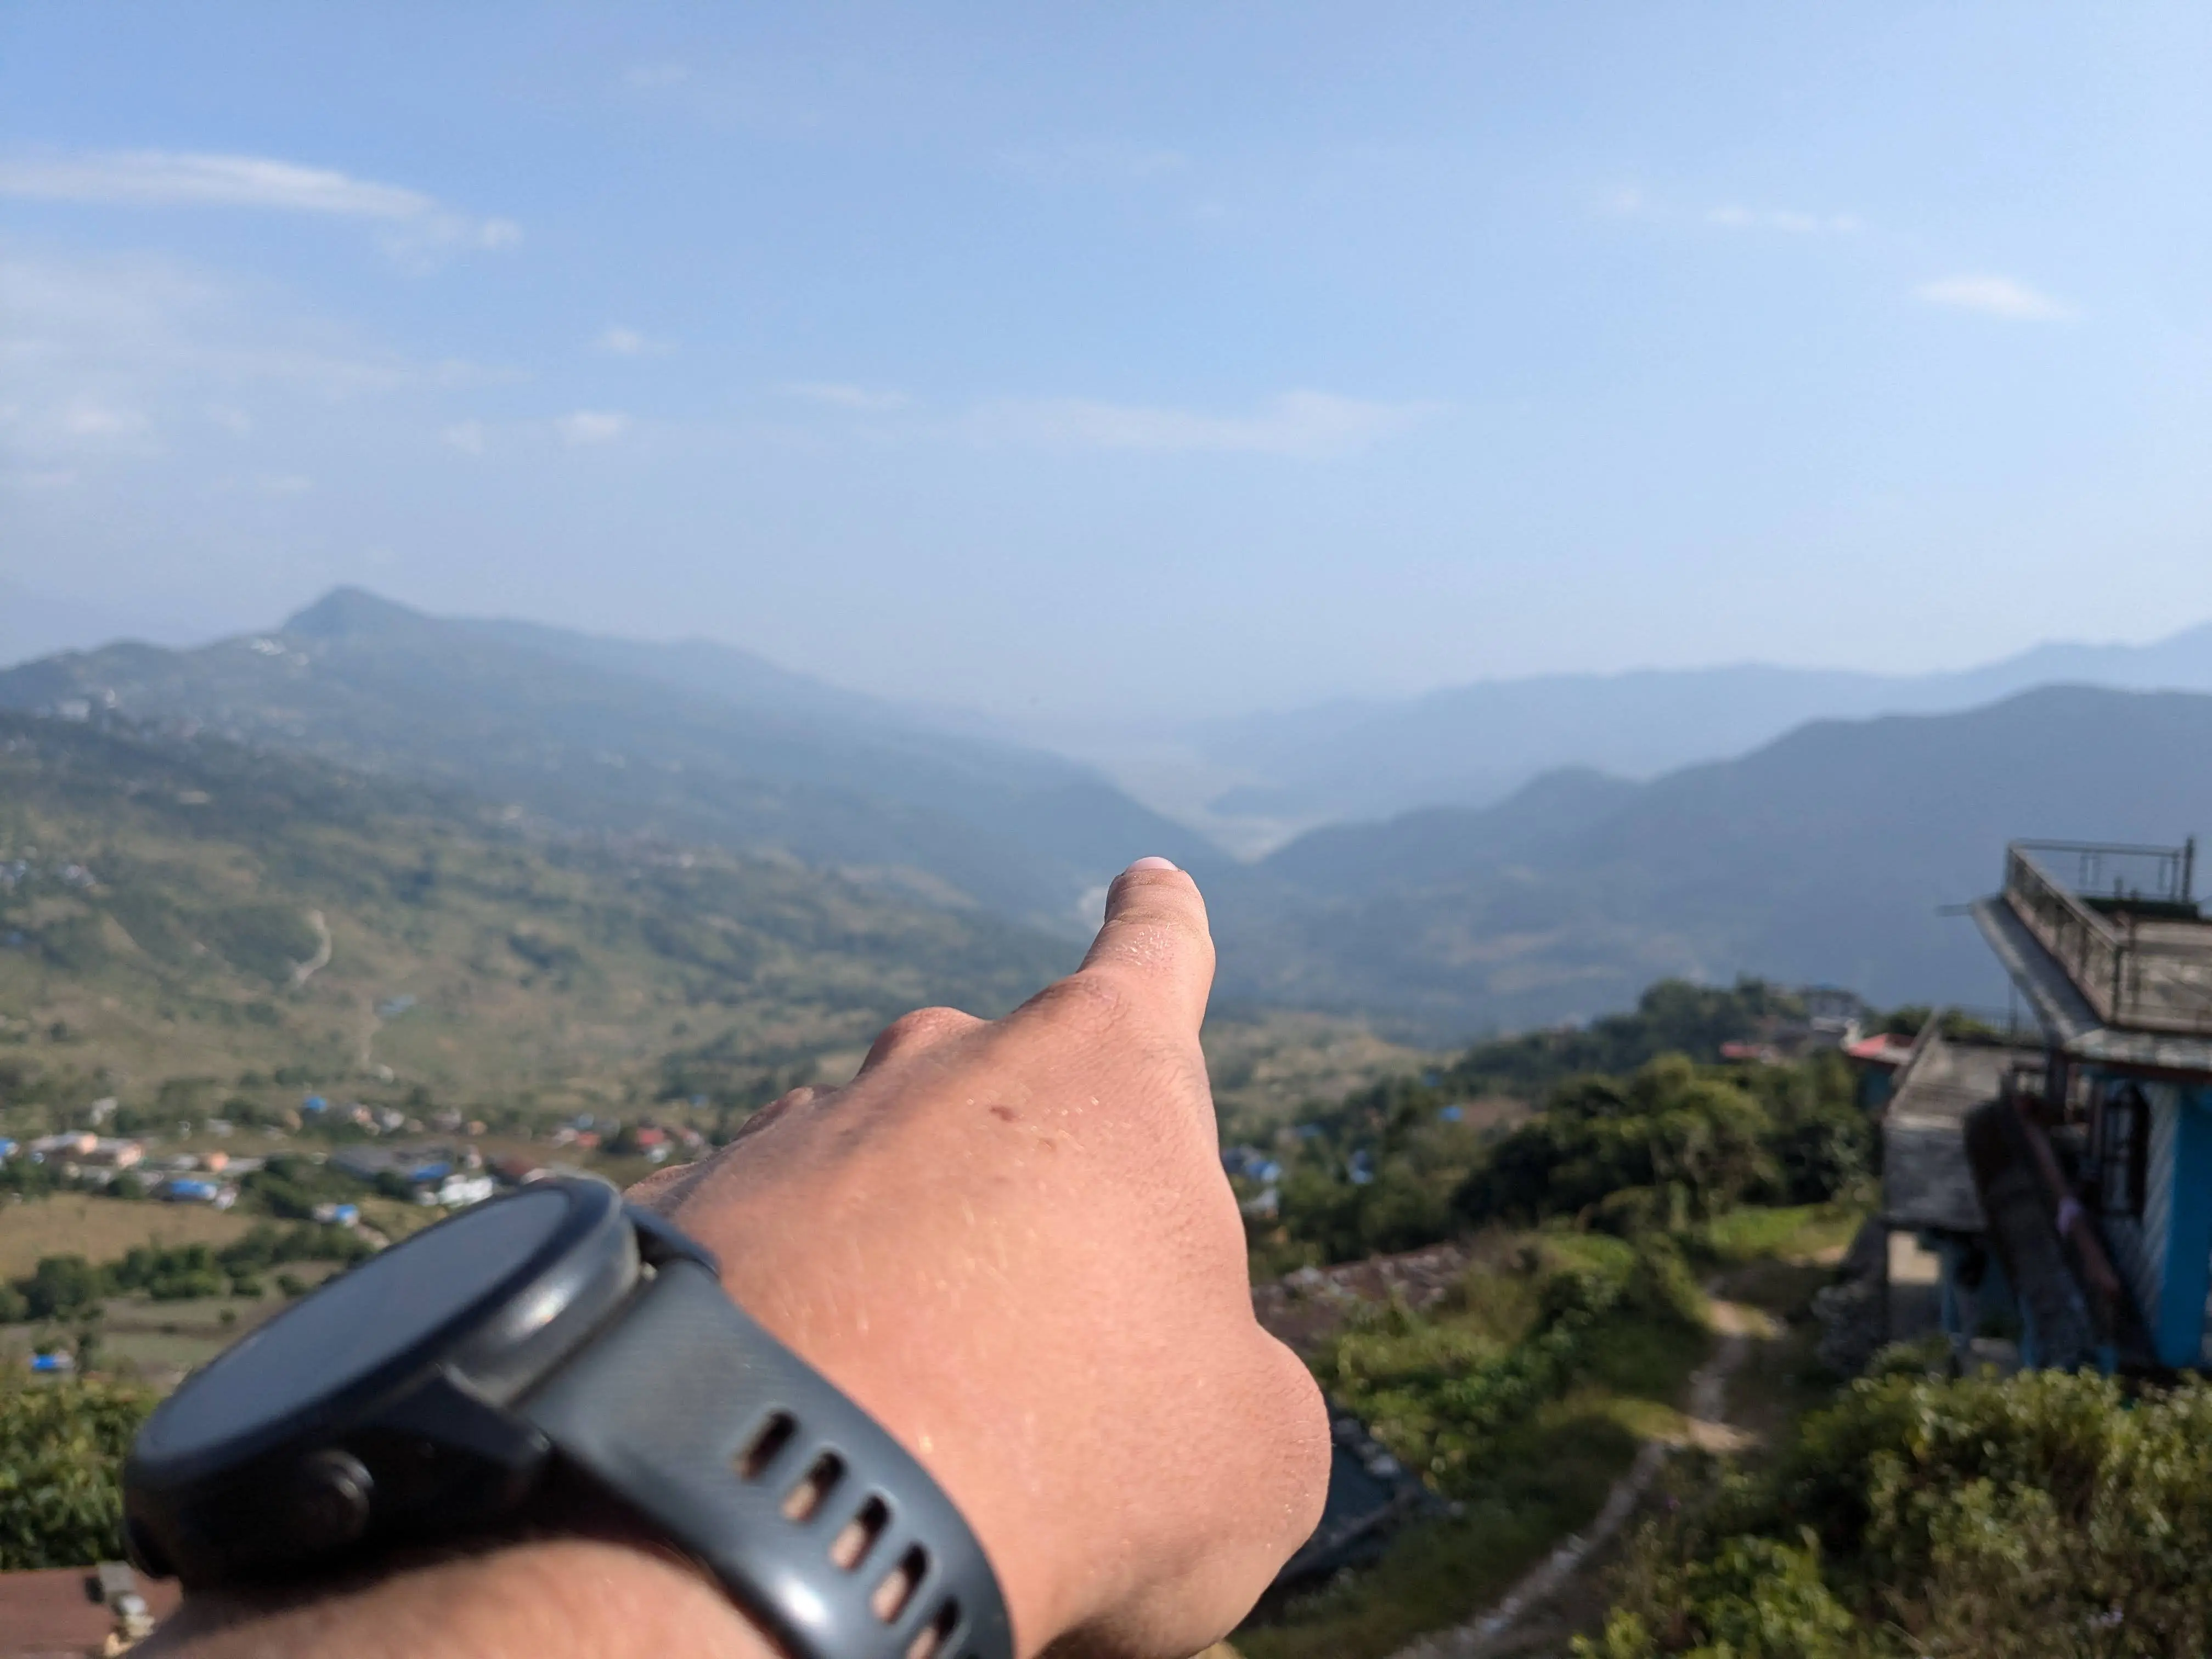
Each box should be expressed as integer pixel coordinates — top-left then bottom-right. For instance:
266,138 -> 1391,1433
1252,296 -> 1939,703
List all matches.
1875,838 -> 2212,1372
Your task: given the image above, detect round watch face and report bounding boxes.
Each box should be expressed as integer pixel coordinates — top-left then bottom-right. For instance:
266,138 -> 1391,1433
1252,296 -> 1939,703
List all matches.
139,1187 -> 578,1464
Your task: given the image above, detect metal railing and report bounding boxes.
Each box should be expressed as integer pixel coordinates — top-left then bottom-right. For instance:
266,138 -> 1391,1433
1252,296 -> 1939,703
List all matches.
2004,842 -> 2212,1035
2012,838 -> 2196,910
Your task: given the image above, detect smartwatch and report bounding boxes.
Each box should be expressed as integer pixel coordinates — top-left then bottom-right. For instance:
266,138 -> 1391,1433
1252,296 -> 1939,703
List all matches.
122,1178 -> 1013,1659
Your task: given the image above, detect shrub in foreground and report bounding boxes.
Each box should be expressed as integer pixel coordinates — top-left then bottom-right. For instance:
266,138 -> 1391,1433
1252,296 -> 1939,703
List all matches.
1585,1368 -> 2212,1657
0,1374 -> 157,1568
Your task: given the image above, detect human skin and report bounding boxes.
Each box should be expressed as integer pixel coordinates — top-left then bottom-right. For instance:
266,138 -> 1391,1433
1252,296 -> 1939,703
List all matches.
143,861 -> 1331,1659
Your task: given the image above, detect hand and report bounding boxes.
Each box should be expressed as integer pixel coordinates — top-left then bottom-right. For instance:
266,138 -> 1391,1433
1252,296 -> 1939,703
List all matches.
630,859 -> 1330,1657
143,861 -> 1327,1659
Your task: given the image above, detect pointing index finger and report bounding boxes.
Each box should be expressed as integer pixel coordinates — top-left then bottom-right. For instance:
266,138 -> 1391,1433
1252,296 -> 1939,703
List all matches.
1076,857 -> 1216,1034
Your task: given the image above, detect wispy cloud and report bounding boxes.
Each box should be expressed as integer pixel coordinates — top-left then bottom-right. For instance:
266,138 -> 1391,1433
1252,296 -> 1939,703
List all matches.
623,62 -> 691,89
1916,274 -> 2072,321
0,149 -> 520,262
0,250 -> 511,466
442,420 -> 487,454
596,325 -> 672,357
1706,205 -> 1863,235
974,390 -> 1436,459
783,381 -> 911,413
557,410 -> 631,445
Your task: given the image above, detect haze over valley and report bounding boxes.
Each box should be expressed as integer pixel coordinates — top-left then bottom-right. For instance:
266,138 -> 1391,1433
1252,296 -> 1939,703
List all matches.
9,590 -> 2212,1043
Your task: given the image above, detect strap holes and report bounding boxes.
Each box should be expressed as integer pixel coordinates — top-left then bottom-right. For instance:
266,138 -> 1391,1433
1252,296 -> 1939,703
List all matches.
830,1495 -> 889,1570
904,1600 -> 960,1659
871,1545 -> 929,1623
733,1412 -> 795,1481
781,1452 -> 845,1523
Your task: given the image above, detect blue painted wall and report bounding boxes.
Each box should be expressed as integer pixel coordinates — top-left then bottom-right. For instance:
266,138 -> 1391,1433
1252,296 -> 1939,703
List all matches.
2157,1089 -> 2212,1367
2102,1080 -> 2179,1340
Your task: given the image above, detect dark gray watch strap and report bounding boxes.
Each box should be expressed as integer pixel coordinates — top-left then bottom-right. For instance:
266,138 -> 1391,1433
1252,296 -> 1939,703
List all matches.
517,1258 -> 1013,1659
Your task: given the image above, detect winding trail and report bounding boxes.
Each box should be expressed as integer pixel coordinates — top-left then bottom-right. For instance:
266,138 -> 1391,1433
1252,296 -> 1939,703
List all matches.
289,909 -> 332,990
1385,1286 -> 1759,1659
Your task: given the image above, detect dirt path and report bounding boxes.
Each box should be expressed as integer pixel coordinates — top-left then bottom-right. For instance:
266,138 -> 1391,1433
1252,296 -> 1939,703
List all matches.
1384,1285 -> 1758,1659
289,909 -> 331,989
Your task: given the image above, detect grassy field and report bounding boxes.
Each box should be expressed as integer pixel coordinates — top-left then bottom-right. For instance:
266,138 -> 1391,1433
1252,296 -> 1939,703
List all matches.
0,1194 -> 258,1279
1686,1201 -> 1862,1267
0,1267 -> 348,1382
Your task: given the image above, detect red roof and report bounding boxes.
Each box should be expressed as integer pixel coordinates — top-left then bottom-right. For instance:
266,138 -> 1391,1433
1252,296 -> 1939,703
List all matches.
1844,1033 -> 1914,1066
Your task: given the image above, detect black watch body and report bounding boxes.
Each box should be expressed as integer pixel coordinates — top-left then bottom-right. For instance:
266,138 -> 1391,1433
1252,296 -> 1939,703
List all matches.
122,1178 -> 1012,1659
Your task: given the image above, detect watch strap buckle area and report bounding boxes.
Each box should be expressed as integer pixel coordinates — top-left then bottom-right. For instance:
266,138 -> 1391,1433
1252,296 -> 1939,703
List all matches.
517,1258 -> 1012,1659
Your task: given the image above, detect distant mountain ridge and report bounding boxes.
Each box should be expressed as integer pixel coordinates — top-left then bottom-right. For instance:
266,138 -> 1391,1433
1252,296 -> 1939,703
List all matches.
1211,685 -> 2212,1038
0,588 -> 1222,932
16,588 -> 2212,1046
1187,620 -> 2212,830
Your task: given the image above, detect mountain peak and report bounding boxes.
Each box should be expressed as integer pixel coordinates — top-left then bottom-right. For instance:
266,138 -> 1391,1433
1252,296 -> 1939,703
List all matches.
281,587 -> 433,641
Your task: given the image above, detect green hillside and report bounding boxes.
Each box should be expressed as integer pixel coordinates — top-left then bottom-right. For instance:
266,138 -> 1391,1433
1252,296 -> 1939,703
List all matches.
0,709 -> 1075,1121
0,589 -> 1223,933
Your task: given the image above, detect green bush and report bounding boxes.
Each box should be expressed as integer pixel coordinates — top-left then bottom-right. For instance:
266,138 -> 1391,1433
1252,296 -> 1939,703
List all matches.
20,1255 -> 103,1320
1252,1005 -> 1872,1273
3,1224 -> 373,1317
1446,978 -> 1804,1101
1583,1534 -> 1858,1659
0,1374 -> 156,1568
1314,1237 -> 1703,1495
241,1154 -> 375,1220
1590,1369 -> 2212,1656
1457,1056 -> 1777,1228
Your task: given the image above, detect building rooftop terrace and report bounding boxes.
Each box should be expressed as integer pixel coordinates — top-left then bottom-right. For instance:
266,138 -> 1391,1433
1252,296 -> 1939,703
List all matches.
1999,840 -> 2212,1040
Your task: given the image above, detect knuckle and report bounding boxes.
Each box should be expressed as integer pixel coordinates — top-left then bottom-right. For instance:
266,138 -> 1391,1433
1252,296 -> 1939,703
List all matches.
1022,971 -> 1128,1039
883,1006 -> 972,1044
868,1005 -> 977,1063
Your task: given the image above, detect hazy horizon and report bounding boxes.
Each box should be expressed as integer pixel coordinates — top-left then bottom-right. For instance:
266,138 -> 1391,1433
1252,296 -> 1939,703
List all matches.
9,576 -> 2212,734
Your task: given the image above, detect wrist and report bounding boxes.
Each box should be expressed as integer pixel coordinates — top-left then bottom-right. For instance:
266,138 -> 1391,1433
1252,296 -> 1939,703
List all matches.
149,1537 -> 776,1659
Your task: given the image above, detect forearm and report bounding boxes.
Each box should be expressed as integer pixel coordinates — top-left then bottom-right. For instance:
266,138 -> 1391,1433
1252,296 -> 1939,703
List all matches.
143,1537 -> 776,1659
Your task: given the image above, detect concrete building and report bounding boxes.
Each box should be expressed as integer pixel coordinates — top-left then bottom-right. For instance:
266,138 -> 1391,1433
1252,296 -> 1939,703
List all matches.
1877,838 -> 2212,1372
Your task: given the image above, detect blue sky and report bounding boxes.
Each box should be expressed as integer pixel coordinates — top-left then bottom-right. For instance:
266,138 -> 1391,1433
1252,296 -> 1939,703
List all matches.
3,4 -> 2209,725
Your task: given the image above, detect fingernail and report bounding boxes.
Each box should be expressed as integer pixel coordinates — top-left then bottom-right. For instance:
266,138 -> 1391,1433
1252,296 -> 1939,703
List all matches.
1126,856 -> 1179,873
